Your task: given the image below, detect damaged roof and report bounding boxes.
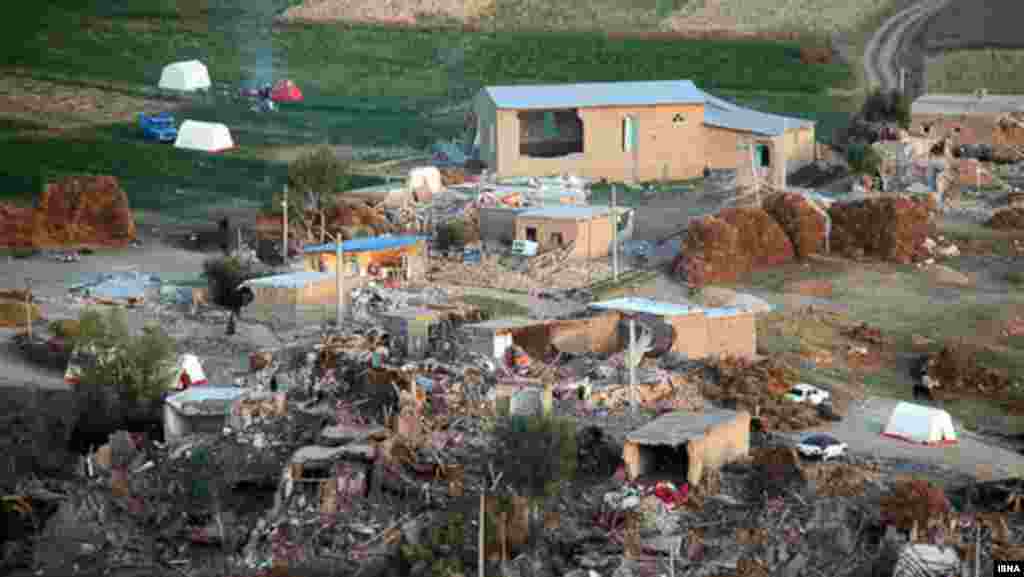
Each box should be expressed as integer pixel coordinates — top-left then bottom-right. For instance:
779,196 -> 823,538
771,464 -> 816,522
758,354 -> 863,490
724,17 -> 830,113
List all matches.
626,409 -> 740,446
166,387 -> 244,416
590,297 -> 698,317
241,271 -> 333,289
303,235 -> 426,254
480,80 -> 812,136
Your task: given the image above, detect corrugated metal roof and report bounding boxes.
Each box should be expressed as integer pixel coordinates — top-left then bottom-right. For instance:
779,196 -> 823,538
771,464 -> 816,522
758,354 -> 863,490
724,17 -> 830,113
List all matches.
480,81 -> 812,135
485,80 -> 704,110
304,235 -> 426,254
166,387 -> 244,415
702,92 -> 814,136
241,271 -> 333,289
518,206 -> 611,220
626,409 -> 739,446
912,93 -> 1024,117
590,297 -> 698,317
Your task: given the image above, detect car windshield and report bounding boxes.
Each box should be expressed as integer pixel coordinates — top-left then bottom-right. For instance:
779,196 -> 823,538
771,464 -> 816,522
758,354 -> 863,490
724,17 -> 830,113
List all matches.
789,388 -> 804,396
803,435 -> 835,447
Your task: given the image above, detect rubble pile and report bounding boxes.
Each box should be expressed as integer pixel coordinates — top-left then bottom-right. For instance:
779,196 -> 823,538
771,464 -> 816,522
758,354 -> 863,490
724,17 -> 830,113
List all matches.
0,176 -> 137,248
921,344 -> 1010,399
762,192 -> 827,259
429,250 -> 612,291
828,196 -> 934,264
802,461 -> 881,497
879,479 -> 950,533
705,356 -> 825,431
986,206 -> 1024,230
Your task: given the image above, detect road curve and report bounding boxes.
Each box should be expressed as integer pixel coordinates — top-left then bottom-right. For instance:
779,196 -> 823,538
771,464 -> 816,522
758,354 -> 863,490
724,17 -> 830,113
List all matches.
863,0 -> 952,92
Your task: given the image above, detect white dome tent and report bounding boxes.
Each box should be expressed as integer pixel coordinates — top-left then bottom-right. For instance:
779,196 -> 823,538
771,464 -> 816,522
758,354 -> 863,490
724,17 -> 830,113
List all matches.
882,401 -> 957,445
158,60 -> 211,92
174,120 -> 234,152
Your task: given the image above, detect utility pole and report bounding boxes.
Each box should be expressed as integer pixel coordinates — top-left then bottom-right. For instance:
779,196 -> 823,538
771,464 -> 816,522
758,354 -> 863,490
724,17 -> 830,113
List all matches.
628,315 -> 637,416
899,67 -> 906,96
326,232 -> 345,325
23,278 -> 32,341
281,188 -> 289,265
611,184 -> 619,280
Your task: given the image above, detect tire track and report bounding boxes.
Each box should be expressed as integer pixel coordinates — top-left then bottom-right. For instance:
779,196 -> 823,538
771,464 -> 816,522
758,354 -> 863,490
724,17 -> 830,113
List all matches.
864,0 -> 952,93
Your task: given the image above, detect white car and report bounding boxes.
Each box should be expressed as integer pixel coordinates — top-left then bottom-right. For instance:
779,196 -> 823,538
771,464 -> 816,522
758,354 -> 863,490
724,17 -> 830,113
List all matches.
796,434 -> 848,461
785,383 -> 830,406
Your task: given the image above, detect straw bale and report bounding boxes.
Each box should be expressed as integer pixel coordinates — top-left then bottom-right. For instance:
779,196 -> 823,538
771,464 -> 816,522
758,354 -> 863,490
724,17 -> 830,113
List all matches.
682,215 -> 745,284
0,204 -> 36,247
986,207 -> 1024,230
763,192 -> 827,259
828,196 -> 932,264
718,207 -> 794,268
33,176 -> 136,248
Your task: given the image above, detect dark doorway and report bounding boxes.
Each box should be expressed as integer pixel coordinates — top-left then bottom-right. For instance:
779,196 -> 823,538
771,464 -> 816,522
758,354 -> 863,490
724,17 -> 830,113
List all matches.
525,227 -> 537,242
550,232 -> 564,246
645,443 -> 689,482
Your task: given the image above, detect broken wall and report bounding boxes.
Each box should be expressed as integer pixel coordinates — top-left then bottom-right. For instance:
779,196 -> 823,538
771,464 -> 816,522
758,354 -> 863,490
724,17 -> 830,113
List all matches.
510,312 -> 622,358
685,410 -> 751,487
704,311 -> 756,359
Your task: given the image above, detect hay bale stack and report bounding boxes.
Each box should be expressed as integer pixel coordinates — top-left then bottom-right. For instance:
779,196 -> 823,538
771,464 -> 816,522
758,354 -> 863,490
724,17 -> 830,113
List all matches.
32,176 -> 136,248
763,192 -> 827,259
828,196 -> 932,263
0,204 -> 36,247
682,215 -> 745,284
987,207 -> 1024,230
718,207 -> 795,268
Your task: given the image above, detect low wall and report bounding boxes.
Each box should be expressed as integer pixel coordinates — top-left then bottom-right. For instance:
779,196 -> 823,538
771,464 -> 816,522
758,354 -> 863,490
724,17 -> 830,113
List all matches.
685,410 -> 751,487
704,311 -> 757,359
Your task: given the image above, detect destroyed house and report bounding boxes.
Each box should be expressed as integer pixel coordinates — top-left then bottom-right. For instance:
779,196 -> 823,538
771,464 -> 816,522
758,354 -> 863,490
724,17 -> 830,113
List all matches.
303,235 -> 426,281
911,93 -> 1024,150
623,408 -> 750,486
473,80 -> 815,186
163,387 -> 245,442
514,205 -> 615,258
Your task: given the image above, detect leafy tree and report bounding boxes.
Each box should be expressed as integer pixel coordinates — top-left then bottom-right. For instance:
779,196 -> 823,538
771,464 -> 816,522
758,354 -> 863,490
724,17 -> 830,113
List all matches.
861,89 -> 911,129
846,143 -> 882,177
287,146 -> 352,213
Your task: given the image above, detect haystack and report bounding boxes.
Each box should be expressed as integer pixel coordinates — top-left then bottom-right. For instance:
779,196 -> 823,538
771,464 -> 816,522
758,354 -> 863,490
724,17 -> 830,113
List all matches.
682,215 -> 744,284
828,196 -> 932,264
763,192 -> 827,259
986,207 -> 1024,230
718,207 -> 795,268
34,176 -> 136,248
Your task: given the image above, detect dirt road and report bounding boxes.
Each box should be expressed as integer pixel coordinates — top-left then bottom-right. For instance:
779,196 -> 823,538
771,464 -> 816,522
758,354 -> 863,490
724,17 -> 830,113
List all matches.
863,0 -> 952,94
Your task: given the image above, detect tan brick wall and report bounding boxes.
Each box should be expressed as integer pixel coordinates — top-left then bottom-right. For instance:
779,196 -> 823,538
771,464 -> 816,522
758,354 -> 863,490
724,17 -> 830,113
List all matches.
514,214 -> 613,258
547,312 -> 622,355
685,410 -> 751,487
704,311 -> 757,359
703,127 -> 790,187
493,103 -> 707,181
911,113 -> 998,146
669,312 -> 708,359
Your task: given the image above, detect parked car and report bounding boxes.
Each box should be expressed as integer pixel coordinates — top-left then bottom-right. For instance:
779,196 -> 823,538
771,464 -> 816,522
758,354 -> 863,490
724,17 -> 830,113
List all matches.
796,434 -> 847,461
784,383 -> 830,406
139,112 -> 178,143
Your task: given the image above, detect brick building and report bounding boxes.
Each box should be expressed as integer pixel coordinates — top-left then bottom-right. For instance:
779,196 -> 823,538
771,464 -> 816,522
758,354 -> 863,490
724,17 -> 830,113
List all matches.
472,80 -> 816,186
513,205 -> 615,258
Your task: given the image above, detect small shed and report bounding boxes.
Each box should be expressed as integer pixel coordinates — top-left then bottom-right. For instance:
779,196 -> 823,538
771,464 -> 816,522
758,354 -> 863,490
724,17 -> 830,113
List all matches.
462,318 -> 541,360
163,387 -> 244,442
303,235 -> 427,281
240,271 -> 341,307
514,205 -> 613,259
622,408 -> 750,486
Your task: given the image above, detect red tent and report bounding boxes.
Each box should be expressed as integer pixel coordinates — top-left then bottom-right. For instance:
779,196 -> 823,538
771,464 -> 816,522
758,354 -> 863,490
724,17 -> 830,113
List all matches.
270,79 -> 303,102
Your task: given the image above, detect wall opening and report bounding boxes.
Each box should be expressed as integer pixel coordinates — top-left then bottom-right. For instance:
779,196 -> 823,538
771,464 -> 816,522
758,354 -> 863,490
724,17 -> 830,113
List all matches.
550,232 -> 563,246
757,144 -> 771,167
518,109 -> 583,158
631,442 -> 689,481
623,115 -> 637,152
525,227 -> 537,242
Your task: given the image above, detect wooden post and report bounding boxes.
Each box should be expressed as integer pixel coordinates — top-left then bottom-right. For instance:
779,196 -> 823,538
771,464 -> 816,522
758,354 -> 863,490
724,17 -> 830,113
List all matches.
320,210 -> 326,244
281,192 -> 289,264
478,492 -> 485,577
24,279 -> 31,341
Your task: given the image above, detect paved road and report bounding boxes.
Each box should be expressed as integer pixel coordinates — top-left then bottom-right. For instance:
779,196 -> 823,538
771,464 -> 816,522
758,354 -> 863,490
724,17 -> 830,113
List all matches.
863,0 -> 953,92
781,397 -> 1024,481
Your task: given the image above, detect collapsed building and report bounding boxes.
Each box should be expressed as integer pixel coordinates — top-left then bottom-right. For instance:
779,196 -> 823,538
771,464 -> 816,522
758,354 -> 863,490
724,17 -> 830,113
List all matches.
911,92 -> 1024,161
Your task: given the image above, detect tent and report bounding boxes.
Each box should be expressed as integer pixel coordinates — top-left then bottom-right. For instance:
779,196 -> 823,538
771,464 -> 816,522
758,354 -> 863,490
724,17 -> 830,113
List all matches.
174,120 -> 234,152
882,401 -> 958,445
270,79 -> 303,102
174,353 -> 208,390
158,60 -> 211,92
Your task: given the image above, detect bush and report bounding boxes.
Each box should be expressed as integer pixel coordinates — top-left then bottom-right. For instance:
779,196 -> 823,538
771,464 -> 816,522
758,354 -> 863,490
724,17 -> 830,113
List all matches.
861,88 -> 911,128
491,415 -> 577,499
287,146 -> 353,212
436,220 -> 466,250
202,256 -> 260,308
846,142 -> 882,176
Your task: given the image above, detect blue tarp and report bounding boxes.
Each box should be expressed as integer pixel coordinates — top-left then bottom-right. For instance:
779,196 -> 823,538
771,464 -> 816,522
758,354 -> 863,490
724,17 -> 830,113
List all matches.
69,272 -> 161,301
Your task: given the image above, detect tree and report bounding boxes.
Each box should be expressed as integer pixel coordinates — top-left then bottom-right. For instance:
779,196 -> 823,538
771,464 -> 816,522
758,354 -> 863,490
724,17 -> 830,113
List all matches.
846,142 -> 882,177
861,89 -> 911,129
287,146 -> 352,213
202,256 -> 259,335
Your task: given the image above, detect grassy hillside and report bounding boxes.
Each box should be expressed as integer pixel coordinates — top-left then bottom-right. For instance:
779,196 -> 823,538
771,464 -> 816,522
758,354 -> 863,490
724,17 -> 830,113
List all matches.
0,0 -> 855,219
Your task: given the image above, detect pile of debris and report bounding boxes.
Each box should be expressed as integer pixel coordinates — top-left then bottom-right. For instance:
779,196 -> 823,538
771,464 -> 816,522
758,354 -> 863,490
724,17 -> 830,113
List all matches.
828,195 -> 934,264
703,356 -> 826,431
921,343 -> 1010,399
429,248 -> 612,291
0,175 -> 137,248
986,206 -> 1024,230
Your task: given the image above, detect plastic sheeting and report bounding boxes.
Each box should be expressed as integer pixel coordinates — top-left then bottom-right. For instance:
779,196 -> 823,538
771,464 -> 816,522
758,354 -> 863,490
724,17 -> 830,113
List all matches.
69,272 -> 161,301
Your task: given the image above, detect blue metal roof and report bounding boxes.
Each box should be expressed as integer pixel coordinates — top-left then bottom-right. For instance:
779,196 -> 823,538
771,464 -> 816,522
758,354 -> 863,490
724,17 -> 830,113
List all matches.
304,235 -> 426,254
168,387 -> 243,403
480,81 -> 812,135
485,80 -> 704,110
590,297 -> 698,317
241,271 -> 333,289
702,92 -> 813,136
703,306 -> 749,318
518,206 -> 611,220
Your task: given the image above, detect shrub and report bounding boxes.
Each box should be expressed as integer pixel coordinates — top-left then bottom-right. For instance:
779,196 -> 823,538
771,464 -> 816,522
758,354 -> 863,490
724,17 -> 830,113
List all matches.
287,146 -> 353,212
491,414 -> 577,499
846,142 -> 882,176
861,89 -> 911,128
202,256 -> 259,308
436,220 -> 466,250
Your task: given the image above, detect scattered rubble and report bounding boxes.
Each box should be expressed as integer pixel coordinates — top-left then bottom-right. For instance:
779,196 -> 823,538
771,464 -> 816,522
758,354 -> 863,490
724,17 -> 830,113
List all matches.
986,207 -> 1024,230
920,343 -> 1011,399
704,356 -> 829,432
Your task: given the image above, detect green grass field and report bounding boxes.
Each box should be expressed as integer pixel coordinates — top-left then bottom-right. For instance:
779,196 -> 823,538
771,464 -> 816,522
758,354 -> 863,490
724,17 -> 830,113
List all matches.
0,0 -> 855,220
925,49 -> 1024,94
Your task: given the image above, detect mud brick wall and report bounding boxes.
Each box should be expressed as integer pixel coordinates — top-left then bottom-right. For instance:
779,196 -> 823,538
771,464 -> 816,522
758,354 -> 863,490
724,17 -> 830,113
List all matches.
704,311 -> 757,359
685,410 -> 751,487
669,312 -> 708,359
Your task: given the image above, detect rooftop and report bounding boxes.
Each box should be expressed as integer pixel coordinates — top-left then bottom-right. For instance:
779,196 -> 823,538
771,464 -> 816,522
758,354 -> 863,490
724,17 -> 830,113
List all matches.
463,318 -> 540,331
518,205 -> 612,220
480,81 -> 813,136
590,297 -> 698,317
166,387 -> 244,416
303,235 -> 426,254
377,307 -> 444,320
626,409 -> 740,446
241,271 -> 334,289
912,93 -> 1024,117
